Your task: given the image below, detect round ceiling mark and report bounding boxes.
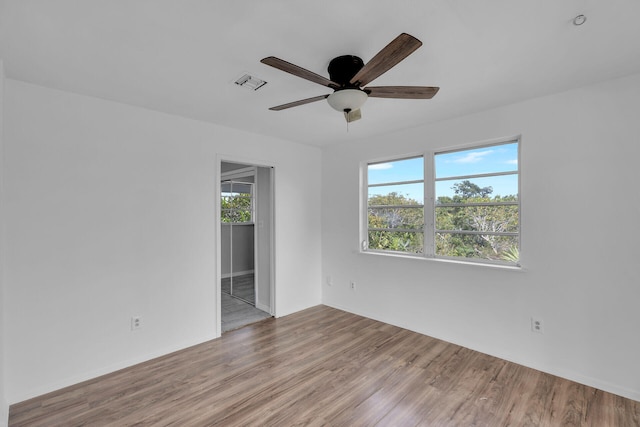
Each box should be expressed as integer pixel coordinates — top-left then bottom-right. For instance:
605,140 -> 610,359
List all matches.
573,14 -> 587,26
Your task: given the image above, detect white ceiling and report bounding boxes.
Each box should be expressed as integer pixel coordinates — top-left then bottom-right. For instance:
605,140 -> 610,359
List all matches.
2,0 -> 640,147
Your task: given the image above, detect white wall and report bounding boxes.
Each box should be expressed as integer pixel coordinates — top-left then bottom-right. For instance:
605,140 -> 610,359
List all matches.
2,79 -> 322,403
0,59 -> 9,427
321,72 -> 640,401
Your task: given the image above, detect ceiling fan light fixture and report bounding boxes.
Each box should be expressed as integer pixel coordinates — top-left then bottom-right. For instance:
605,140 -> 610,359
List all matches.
327,89 -> 368,113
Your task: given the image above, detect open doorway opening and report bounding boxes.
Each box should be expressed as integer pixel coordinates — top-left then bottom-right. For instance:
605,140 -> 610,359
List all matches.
220,161 -> 274,333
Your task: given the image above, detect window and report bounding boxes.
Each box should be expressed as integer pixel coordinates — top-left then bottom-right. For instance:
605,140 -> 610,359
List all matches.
221,180 -> 254,224
364,139 -> 520,265
367,157 -> 425,253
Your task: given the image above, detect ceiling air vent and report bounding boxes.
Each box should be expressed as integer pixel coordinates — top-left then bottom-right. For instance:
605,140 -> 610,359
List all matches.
234,73 -> 267,91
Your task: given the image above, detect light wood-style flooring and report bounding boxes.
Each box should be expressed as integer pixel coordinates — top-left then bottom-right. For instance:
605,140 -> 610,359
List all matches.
9,305 -> 640,426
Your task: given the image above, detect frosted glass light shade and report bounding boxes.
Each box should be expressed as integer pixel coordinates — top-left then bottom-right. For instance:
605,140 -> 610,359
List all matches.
327,89 -> 368,112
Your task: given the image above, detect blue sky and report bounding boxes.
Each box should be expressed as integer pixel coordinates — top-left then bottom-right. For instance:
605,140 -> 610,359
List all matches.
368,142 -> 518,202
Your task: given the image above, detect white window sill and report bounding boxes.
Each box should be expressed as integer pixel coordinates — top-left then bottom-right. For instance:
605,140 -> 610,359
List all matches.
359,249 -> 524,272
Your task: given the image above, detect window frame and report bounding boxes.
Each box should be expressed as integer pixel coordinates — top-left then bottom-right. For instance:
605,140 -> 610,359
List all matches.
361,137 -> 521,267
367,155 -> 426,254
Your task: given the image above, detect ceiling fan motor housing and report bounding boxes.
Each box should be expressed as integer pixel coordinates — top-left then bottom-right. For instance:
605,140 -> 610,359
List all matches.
328,55 -> 364,88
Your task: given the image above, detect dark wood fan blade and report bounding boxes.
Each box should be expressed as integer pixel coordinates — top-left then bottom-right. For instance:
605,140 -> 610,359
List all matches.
365,86 -> 439,99
350,33 -> 423,87
269,94 -> 330,111
261,57 -> 340,89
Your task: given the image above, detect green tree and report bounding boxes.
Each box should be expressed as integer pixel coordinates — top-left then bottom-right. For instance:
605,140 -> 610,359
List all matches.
436,180 -> 518,261
367,182 -> 519,262
368,192 -> 423,253
221,194 -> 252,223
452,181 -> 493,199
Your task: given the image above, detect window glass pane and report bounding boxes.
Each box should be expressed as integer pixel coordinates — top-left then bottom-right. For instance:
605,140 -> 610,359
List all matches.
368,231 -> 424,254
435,175 -> 518,201
368,206 -> 424,230
368,157 -> 423,185
435,142 -> 518,179
221,180 -> 253,224
230,182 -> 252,194
435,205 -> 519,233
221,210 -> 234,223
230,197 -> 251,209
234,209 -> 252,223
436,232 -> 519,262
368,183 -> 424,205
222,182 -> 252,195
232,191 -> 252,198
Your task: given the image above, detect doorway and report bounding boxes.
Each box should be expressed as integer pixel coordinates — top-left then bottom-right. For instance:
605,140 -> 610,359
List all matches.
220,161 -> 274,333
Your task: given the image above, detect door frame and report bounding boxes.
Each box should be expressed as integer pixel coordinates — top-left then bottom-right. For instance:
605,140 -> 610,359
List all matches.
216,155 -> 275,337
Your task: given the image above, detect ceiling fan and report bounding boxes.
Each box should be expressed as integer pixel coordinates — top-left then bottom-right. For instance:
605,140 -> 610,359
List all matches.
260,33 -> 439,123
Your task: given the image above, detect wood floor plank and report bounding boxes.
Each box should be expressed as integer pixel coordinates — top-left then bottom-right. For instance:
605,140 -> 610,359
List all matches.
9,305 -> 640,426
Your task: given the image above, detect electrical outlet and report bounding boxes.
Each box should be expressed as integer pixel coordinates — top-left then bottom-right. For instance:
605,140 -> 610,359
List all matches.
350,281 -> 356,290
131,316 -> 142,331
327,276 -> 333,286
531,317 -> 544,334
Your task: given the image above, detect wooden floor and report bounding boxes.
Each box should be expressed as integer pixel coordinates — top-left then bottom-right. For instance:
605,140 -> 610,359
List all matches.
9,306 -> 640,426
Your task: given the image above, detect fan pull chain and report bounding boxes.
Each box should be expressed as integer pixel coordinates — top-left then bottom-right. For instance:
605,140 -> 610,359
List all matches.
345,109 -> 350,133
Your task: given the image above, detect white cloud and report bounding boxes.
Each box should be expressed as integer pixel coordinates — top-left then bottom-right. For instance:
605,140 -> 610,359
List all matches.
506,159 -> 518,165
369,163 -> 393,170
454,150 -> 493,163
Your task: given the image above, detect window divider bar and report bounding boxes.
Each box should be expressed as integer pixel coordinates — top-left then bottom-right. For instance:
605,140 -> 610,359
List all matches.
424,153 -> 436,256
369,228 -> 425,233
436,230 -> 519,236
368,179 -> 424,188
435,170 -> 517,182
368,204 -> 424,209
436,201 -> 518,207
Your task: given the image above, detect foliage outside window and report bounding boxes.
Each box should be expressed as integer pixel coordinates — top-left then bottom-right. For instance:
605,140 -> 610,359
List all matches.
221,181 -> 253,223
368,157 -> 424,254
365,140 -> 520,265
